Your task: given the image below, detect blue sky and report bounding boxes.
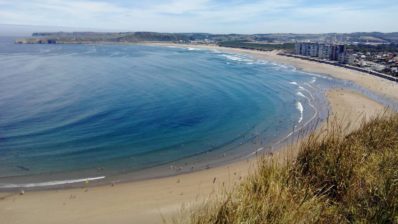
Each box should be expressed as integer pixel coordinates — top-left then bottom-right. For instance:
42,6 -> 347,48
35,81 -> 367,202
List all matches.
0,0 -> 397,33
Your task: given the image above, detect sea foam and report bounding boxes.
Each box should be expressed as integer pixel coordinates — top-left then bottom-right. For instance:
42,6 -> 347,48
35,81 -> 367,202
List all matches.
220,54 -> 253,63
187,47 -> 200,51
0,176 -> 105,189
297,92 -> 306,98
296,102 -> 304,123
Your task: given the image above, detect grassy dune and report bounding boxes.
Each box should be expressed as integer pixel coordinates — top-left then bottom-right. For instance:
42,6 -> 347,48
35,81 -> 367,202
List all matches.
175,113 -> 398,224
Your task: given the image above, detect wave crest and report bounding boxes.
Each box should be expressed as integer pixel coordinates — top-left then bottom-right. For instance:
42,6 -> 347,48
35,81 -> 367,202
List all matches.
296,102 -> 304,123
0,176 -> 105,189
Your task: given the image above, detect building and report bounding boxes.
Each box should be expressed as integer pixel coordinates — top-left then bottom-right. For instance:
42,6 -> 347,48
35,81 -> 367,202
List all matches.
309,44 -> 319,57
295,42 -> 348,63
301,43 -> 311,56
294,42 -> 320,57
318,44 -> 333,60
347,53 -> 357,65
294,43 -> 301,55
333,45 -> 346,61
392,67 -> 398,75
338,48 -> 352,64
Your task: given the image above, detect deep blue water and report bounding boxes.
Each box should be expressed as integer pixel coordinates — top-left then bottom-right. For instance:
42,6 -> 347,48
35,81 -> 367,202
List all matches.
0,37 -> 371,188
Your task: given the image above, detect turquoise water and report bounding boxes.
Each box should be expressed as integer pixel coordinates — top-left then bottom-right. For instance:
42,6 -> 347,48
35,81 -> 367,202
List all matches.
0,38 -> 375,189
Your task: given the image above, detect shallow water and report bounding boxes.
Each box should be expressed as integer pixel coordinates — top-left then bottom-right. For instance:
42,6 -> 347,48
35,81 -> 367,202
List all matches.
0,38 -> 395,189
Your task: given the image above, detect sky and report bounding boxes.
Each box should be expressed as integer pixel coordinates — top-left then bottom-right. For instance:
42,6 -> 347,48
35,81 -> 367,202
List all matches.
0,0 -> 397,34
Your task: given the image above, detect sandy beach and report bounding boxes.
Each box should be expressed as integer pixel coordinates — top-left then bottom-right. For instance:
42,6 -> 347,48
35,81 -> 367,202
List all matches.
159,44 -> 398,101
0,45 -> 395,224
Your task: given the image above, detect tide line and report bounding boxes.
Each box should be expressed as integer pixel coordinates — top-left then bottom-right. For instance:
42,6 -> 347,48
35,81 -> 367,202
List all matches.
0,176 -> 105,189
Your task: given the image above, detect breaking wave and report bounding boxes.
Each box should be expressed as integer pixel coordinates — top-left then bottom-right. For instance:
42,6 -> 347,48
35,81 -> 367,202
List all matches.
296,102 -> 304,123
0,176 -> 106,189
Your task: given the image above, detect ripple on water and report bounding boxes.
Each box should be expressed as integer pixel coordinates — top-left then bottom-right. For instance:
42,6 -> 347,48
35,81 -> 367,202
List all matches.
0,42 -> 335,188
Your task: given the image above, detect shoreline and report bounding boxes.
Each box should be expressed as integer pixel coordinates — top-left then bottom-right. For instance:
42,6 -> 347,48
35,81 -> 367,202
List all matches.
0,89 -> 387,224
145,42 -> 398,101
0,44 -> 396,224
0,90 -> 324,192
0,43 -> 331,192
279,53 -> 398,83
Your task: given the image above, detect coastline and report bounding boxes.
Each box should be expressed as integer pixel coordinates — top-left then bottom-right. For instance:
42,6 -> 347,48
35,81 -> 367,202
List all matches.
0,42 -> 330,191
146,43 -> 398,101
0,44 -> 396,224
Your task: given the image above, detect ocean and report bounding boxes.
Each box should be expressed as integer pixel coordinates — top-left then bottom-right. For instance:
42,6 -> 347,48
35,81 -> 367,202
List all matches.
0,38 -> 392,189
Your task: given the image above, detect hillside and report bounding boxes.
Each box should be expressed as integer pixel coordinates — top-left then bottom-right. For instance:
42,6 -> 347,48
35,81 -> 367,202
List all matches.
176,113 -> 398,224
15,32 -> 398,45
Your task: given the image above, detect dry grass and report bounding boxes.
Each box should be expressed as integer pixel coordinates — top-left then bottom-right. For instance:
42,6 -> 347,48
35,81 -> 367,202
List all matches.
174,113 -> 398,224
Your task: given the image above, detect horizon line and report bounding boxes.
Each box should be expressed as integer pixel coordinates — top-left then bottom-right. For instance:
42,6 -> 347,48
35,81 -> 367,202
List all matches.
1,23 -> 398,36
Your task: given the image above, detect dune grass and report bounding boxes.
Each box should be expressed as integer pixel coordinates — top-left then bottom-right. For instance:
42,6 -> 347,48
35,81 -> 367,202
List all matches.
175,113 -> 398,224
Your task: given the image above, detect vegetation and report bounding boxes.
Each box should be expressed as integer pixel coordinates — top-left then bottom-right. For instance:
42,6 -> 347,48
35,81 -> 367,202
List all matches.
218,41 -> 295,51
16,32 -> 398,45
176,113 -> 398,224
28,32 -> 248,43
348,43 -> 398,53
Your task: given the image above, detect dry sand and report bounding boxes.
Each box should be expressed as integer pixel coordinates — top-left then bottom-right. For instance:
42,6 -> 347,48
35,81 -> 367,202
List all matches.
327,89 -> 387,132
0,45 -> 394,224
0,158 -> 254,224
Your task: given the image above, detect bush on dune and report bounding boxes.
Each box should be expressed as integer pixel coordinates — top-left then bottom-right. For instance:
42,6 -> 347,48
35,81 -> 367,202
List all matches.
176,113 -> 398,224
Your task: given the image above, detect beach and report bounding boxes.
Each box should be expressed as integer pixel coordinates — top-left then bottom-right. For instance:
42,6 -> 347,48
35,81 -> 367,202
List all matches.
0,45 -> 396,224
154,43 -> 398,101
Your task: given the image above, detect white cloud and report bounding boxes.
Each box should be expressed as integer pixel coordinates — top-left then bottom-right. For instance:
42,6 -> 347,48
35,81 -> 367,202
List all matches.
150,0 -> 210,14
0,0 -> 396,33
